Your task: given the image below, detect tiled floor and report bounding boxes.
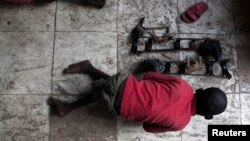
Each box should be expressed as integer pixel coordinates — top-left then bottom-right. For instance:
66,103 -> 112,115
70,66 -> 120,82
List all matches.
0,0 -> 250,141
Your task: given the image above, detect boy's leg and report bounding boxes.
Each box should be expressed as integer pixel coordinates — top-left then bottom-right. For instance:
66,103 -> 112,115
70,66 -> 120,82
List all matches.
47,94 -> 95,117
63,60 -> 110,80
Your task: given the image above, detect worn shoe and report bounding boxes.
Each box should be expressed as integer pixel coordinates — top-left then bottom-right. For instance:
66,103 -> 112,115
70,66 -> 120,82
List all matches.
198,39 -> 222,62
185,56 -> 203,73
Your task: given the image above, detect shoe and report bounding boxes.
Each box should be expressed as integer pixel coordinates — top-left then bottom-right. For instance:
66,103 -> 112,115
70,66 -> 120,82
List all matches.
185,56 -> 203,73
181,2 -> 208,23
198,39 -> 222,62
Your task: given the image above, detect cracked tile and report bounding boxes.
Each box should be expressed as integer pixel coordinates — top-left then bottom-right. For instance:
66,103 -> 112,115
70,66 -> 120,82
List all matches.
118,32 -> 179,73
56,1 -> 117,32
182,94 -> 241,141
52,32 -> 117,95
50,96 -> 117,141
236,35 -> 250,92
117,119 -> 181,141
177,0 -> 234,34
234,0 -> 250,34
0,32 -> 53,94
179,34 -> 239,93
0,2 -> 55,31
0,95 -> 49,140
117,0 -> 178,33
240,94 -> 250,124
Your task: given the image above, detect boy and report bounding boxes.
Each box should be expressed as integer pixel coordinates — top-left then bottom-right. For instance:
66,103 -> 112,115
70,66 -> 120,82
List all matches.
48,60 -> 227,133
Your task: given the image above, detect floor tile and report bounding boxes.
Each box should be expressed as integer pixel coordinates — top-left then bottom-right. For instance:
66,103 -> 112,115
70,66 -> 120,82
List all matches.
182,94 -> 241,141
177,0 -> 234,34
118,32 -> 179,73
52,32 -> 117,95
117,0 -> 178,33
236,35 -> 250,92
117,119 -> 181,141
240,94 -> 250,124
0,32 -> 53,94
56,1 -> 117,32
179,34 -> 239,93
50,96 -> 117,141
0,2 -> 56,31
0,95 -> 49,141
117,0 -> 146,33
234,0 -> 250,34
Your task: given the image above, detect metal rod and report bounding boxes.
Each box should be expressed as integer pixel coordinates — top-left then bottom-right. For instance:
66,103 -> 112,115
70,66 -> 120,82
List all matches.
165,72 -> 227,79
144,27 -> 168,30
135,48 -> 195,54
174,38 -> 207,41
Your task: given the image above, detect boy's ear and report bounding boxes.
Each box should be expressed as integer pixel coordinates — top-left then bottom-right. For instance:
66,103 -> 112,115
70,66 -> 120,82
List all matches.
205,115 -> 213,120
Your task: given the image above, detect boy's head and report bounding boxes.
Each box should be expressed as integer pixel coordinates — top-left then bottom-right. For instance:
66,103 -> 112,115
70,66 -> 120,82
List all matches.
195,87 -> 227,120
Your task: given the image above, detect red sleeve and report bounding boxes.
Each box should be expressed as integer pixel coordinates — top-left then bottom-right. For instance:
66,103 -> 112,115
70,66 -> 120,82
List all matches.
143,72 -> 180,84
143,123 -> 173,133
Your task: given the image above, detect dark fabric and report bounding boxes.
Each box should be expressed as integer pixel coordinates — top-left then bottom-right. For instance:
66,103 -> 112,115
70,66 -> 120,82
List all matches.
113,79 -> 126,115
91,72 -> 128,115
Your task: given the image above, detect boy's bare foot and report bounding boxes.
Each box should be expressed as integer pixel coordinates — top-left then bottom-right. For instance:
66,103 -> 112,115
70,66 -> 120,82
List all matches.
47,97 -> 72,117
63,60 -> 93,74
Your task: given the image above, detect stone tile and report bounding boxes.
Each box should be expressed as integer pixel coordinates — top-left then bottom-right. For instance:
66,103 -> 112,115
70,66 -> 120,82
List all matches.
240,94 -> 250,124
0,95 -> 49,141
50,96 -> 117,141
181,116 -> 208,141
117,0 -> 145,33
118,32 -> 180,73
177,0 -> 234,34
117,0 -> 178,33
117,119 -> 181,141
234,0 -> 250,34
0,2 -> 55,31
52,32 -> 117,95
182,94 -> 241,141
179,34 -> 239,93
236,35 -> 250,92
0,32 -> 53,94
56,0 -> 117,32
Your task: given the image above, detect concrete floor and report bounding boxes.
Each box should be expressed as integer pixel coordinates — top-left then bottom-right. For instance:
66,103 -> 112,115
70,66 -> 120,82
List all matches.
0,0 -> 250,141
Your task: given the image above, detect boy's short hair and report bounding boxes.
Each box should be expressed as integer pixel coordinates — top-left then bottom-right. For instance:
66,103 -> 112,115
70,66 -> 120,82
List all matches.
199,87 -> 227,118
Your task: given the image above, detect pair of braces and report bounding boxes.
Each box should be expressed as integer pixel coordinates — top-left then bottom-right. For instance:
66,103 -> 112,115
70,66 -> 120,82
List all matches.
132,18 -> 231,79
141,58 -> 232,79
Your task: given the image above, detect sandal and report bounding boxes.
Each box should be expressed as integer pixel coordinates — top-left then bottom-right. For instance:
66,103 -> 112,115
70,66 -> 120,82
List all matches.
181,2 -> 208,23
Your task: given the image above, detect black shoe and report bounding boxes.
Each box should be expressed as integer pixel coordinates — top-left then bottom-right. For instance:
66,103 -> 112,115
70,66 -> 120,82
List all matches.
198,39 -> 222,62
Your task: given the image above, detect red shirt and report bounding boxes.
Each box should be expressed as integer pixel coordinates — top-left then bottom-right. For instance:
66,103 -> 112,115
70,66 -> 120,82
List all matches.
120,72 -> 196,133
